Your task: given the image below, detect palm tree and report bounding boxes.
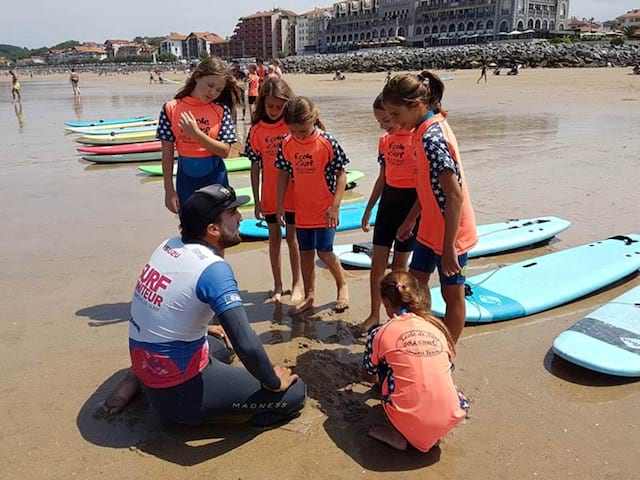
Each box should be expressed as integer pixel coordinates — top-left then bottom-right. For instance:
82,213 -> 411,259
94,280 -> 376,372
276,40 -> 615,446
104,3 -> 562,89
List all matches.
622,26 -> 638,39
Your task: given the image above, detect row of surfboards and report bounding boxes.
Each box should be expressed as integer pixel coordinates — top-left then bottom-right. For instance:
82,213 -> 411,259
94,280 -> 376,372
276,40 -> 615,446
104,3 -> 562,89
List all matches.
240,210 -> 640,377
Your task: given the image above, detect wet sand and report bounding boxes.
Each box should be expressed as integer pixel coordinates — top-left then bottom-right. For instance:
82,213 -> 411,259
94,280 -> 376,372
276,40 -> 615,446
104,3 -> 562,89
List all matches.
1,69 -> 639,479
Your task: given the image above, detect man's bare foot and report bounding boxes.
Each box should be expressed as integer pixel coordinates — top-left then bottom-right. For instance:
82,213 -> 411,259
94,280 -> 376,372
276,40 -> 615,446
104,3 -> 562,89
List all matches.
290,284 -> 304,304
94,369 -> 141,417
289,297 -> 314,316
368,424 -> 408,451
353,315 -> 380,337
335,284 -> 349,312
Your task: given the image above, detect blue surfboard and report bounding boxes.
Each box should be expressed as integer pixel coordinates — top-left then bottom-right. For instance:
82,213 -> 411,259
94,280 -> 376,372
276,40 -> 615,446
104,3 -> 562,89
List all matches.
334,216 -> 571,268
430,234 -> 640,324
239,201 -> 379,239
64,115 -> 152,128
552,285 -> 640,377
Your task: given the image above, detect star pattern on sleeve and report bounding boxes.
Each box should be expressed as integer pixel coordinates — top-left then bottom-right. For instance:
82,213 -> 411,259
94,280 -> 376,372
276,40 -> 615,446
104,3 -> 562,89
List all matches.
423,123 -> 462,215
217,104 -> 237,144
156,104 -> 175,142
377,152 -> 386,167
244,129 -> 262,169
321,131 -> 350,194
274,141 -> 293,177
363,325 -> 381,375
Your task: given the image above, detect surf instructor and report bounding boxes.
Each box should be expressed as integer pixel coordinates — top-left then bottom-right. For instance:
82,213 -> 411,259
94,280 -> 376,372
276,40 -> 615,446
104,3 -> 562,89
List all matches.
100,184 -> 305,427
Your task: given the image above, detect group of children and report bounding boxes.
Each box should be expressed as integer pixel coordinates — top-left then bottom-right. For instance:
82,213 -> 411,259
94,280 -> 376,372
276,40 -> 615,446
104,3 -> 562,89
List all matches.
156,57 -> 476,452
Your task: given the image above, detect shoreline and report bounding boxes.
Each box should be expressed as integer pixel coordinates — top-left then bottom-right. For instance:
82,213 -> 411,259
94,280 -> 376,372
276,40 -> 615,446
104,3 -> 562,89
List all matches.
1,68 -> 639,479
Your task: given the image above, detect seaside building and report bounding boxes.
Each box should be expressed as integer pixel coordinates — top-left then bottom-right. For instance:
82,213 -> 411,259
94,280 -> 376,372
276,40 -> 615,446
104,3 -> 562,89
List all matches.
616,9 -> 640,29
159,33 -> 187,59
211,9 -> 298,59
104,39 -> 133,58
324,0 -> 571,51
184,32 -> 225,59
296,7 -> 334,54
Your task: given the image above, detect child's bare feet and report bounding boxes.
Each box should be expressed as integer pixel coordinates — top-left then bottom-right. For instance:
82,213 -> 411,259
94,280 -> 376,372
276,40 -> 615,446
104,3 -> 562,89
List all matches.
368,424 -> 408,451
290,284 -> 304,304
266,288 -> 283,303
335,284 -> 349,312
94,369 -> 141,417
289,296 -> 314,316
353,315 -> 380,337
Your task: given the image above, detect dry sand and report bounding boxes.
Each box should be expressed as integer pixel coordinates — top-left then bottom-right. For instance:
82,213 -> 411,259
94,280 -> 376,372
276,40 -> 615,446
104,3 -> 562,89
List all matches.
1,68 -> 639,479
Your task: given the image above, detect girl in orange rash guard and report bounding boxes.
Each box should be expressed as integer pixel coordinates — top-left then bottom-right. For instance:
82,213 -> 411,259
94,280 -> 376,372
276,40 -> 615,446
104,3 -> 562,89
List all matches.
156,57 -> 242,213
363,271 -> 468,452
244,77 -> 303,303
275,97 -> 350,315
382,71 -> 478,344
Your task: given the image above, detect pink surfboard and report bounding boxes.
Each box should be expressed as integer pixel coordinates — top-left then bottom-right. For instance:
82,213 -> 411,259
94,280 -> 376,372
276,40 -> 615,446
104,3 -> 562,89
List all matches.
77,141 -> 162,155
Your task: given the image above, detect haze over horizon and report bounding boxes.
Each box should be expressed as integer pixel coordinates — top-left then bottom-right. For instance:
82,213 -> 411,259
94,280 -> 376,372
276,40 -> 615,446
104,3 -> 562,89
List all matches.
3,0 -> 638,48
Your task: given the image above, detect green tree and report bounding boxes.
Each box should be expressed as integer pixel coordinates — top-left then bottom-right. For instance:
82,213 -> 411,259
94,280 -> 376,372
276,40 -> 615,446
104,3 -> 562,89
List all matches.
199,50 -> 211,61
622,26 -> 637,40
52,40 -> 81,50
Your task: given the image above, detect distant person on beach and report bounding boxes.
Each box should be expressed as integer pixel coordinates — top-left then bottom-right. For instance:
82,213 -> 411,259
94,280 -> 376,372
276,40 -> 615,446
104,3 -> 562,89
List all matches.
267,64 -> 279,80
362,271 -> 468,451
98,185 -> 305,426
355,93 -> 416,336
383,71 -> 478,343
256,58 -> 267,87
232,62 -> 247,122
273,60 -> 283,78
385,70 -> 392,84
275,97 -> 350,315
493,67 -> 501,76
149,69 -> 156,84
507,64 -> 519,76
633,64 -> 640,75
245,78 -> 302,303
156,57 -> 242,213
333,70 -> 346,81
9,70 -> 21,102
247,64 -> 260,118
69,69 -> 80,96
477,64 -> 487,84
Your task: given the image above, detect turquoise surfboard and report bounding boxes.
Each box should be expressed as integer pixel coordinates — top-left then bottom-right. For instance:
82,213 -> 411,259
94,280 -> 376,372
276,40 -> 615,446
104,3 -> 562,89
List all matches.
64,115 -> 151,128
430,234 -> 640,324
552,285 -> 640,377
334,217 -> 572,268
239,201 -> 379,239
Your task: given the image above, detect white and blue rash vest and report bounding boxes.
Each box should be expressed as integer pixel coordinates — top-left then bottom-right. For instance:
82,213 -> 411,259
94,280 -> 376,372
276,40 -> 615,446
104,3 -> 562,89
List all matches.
129,237 -> 243,388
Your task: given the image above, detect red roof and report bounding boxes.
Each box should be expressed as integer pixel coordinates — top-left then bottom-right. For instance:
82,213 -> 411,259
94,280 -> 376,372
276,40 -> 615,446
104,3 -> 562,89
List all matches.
617,9 -> 640,20
167,33 -> 187,41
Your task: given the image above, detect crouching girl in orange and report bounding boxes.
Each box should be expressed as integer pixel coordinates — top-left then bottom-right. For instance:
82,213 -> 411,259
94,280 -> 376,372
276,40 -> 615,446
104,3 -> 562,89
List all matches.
363,271 -> 468,451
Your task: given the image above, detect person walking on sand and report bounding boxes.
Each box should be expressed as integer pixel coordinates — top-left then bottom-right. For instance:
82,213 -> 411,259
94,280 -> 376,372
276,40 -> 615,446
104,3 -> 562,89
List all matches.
98,185 -> 306,427
10,70 -> 21,102
275,97 -> 350,315
477,63 -> 487,84
69,69 -> 80,96
383,71 -> 478,344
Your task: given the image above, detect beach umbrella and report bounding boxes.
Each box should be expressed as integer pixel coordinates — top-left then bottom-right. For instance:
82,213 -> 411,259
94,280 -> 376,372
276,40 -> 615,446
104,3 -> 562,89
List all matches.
508,30 -> 521,35
489,62 -> 497,67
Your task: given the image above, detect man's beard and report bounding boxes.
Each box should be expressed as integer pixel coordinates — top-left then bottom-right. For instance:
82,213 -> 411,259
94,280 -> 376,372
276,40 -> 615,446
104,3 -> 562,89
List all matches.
218,228 -> 241,249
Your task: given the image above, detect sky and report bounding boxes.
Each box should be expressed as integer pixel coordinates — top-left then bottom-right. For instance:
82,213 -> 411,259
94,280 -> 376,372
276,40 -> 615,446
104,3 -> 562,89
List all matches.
3,0 -> 639,48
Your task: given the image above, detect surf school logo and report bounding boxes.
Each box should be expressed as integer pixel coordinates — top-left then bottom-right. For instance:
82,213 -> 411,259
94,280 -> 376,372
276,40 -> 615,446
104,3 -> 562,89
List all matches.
396,330 -> 443,357
134,263 -> 172,309
294,152 -> 315,174
387,141 -> 406,166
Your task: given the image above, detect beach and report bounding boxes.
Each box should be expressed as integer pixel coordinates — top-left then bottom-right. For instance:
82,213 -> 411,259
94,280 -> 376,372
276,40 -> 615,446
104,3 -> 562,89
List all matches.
1,68 -> 639,479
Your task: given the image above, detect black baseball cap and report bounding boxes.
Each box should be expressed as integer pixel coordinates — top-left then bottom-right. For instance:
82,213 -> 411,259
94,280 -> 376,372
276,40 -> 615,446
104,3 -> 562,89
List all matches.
179,184 -> 249,237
